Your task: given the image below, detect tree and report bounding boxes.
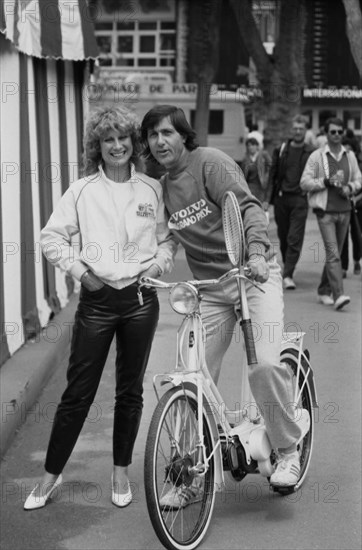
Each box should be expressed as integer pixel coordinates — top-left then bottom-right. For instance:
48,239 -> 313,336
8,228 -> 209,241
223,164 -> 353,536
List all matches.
187,0 -> 222,146
229,0 -> 306,150
341,0 -> 362,79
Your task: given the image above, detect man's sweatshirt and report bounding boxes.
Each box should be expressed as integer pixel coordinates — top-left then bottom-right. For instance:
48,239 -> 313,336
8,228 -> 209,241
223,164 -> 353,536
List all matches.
161,147 -> 273,280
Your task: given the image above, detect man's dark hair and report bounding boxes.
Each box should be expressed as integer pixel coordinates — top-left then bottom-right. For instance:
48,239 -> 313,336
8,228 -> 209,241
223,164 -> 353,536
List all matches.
324,117 -> 344,133
246,137 -> 259,146
141,105 -> 198,162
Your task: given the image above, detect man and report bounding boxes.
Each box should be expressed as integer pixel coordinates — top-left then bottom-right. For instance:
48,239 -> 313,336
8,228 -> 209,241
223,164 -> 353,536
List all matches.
269,114 -> 314,290
240,137 -> 272,220
141,105 -> 309,501
301,117 -> 361,310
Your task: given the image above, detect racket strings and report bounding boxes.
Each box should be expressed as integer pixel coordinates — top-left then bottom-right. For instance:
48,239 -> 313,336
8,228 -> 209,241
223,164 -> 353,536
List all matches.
223,205 -> 242,265
222,192 -> 245,266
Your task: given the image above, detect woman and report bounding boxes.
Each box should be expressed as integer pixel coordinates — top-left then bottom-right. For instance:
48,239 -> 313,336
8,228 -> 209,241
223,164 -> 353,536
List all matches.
24,106 -> 176,510
240,137 -> 272,219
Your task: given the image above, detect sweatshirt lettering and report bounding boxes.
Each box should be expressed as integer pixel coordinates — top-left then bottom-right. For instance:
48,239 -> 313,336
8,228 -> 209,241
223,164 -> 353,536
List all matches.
169,199 -> 212,230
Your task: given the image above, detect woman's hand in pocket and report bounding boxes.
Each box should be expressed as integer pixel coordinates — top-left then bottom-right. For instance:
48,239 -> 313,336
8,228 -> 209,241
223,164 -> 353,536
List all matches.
80,270 -> 105,291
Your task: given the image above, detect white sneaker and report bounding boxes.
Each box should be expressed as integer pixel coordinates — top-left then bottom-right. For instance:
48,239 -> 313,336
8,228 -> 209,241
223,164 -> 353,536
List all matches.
283,277 -> 296,290
334,295 -> 350,310
318,294 -> 334,306
270,451 -> 300,487
159,481 -> 203,509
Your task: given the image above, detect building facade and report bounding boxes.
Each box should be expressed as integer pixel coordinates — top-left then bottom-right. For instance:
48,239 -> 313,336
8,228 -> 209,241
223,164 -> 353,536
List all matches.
92,0 -> 362,137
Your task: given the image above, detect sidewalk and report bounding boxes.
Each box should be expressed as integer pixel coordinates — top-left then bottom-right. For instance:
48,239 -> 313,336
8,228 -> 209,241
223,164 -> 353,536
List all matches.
0,295 -> 78,457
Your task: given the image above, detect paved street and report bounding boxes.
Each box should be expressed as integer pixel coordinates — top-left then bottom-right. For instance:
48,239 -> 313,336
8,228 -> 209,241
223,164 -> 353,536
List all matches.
1,213 -> 361,550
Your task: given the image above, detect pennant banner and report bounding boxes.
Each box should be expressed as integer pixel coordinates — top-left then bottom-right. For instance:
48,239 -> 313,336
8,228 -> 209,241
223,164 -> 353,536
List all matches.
0,0 -> 99,60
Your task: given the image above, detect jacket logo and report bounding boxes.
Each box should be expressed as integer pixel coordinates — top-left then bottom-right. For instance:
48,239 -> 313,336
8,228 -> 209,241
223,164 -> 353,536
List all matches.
136,203 -> 155,218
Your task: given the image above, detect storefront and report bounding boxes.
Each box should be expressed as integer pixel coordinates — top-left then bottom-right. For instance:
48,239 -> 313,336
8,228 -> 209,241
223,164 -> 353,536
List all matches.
301,87 -> 362,138
88,79 -> 247,162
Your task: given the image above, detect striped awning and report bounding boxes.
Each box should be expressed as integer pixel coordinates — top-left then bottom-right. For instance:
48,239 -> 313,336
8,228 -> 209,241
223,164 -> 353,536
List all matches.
0,0 -> 99,60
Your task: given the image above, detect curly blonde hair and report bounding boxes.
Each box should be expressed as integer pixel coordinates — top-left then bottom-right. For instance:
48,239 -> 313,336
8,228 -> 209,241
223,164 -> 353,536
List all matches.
82,105 -> 142,176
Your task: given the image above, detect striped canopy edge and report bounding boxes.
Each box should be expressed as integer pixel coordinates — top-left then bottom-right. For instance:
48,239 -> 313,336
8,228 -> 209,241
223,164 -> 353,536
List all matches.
0,0 -> 99,61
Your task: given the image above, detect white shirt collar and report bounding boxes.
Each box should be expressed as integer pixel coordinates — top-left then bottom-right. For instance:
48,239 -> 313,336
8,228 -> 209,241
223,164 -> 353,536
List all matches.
324,143 -> 347,161
99,163 -> 136,184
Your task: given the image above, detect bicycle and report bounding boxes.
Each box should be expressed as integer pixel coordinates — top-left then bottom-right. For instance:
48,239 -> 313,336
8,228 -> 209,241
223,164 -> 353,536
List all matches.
139,192 -> 318,550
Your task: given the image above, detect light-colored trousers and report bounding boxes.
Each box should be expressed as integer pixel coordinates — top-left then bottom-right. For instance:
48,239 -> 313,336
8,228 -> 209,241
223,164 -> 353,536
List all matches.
201,261 -> 302,449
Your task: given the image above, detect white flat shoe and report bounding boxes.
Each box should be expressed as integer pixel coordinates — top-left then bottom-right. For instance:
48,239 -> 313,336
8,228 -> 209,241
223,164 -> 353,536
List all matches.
24,474 -> 63,510
111,474 -> 132,508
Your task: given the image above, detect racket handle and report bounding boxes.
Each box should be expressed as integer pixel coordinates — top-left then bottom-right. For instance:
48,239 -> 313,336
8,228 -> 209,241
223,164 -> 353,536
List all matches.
241,319 -> 258,365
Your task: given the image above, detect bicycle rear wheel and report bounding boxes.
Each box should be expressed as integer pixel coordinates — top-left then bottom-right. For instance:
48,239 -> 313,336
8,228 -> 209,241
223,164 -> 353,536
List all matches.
144,383 -> 216,550
280,348 -> 315,491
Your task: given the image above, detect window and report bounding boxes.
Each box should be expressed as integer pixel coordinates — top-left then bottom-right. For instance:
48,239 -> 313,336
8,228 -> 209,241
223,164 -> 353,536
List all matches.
190,110 -> 224,135
140,36 -> 155,53
95,20 -> 176,69
118,36 -> 133,53
97,36 -> 112,54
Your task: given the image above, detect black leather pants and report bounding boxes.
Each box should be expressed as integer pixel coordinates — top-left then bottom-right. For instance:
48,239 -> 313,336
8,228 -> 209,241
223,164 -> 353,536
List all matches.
45,282 -> 159,474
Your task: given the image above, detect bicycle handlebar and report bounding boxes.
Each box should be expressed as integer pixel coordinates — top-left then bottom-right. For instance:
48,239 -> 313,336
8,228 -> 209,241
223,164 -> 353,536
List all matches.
138,267 -> 261,366
138,267 -> 237,290
138,266 -> 264,293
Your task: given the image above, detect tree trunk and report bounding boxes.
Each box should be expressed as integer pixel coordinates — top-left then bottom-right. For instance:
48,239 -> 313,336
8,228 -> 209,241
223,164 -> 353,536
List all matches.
341,0 -> 362,79
229,0 -> 306,151
187,0 -> 222,146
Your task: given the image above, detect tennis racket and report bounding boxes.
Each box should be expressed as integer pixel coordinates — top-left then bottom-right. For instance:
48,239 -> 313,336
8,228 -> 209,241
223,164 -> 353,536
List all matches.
222,191 -> 257,365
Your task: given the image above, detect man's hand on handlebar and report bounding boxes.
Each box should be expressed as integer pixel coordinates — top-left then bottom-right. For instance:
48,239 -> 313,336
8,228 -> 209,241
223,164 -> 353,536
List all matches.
246,255 -> 270,283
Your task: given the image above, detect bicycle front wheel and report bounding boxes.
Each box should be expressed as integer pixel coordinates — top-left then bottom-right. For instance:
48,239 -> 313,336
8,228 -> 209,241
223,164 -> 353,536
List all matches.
144,383 -> 216,550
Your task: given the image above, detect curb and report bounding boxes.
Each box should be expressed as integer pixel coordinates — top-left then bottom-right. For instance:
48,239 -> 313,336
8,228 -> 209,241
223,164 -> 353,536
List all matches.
0,294 -> 78,458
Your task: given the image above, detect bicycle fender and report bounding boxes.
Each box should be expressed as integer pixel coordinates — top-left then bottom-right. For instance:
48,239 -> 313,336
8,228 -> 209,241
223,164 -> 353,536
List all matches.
302,355 -> 318,408
281,345 -> 319,408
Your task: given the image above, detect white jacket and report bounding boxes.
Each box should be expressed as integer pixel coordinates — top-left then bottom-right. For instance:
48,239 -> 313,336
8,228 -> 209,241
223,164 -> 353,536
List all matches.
300,145 -> 362,211
40,166 -> 177,287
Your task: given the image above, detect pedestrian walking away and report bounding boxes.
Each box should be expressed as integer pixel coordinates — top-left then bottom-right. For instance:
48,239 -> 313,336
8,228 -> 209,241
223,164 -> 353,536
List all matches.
141,104 -> 310,499
23,106 -> 177,511
269,114 -> 315,290
300,117 -> 362,311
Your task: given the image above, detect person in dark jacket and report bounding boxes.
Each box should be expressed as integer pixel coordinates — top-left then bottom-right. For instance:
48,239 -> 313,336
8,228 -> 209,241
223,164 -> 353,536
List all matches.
269,115 -> 315,289
240,138 -> 272,222
340,134 -> 362,276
